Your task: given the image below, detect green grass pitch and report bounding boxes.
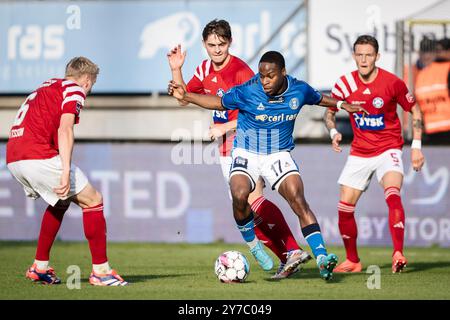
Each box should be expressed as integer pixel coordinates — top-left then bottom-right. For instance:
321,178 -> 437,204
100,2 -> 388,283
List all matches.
0,241 -> 449,300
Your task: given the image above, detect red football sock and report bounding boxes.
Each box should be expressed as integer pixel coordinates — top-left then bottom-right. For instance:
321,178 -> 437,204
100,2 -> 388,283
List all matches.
252,196 -> 301,263
83,203 -> 108,264
385,187 -> 405,255
338,201 -> 359,263
35,205 -> 68,261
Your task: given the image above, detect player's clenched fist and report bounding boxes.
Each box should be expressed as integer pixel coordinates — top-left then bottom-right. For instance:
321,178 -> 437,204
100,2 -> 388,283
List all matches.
331,132 -> 343,153
411,148 -> 425,172
168,80 -> 186,101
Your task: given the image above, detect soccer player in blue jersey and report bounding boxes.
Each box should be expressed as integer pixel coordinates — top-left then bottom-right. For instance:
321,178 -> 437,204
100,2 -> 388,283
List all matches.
168,51 -> 368,280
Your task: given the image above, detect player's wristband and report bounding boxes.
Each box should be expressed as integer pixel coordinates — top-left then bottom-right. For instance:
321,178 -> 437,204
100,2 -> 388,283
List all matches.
330,128 -> 339,140
336,100 -> 344,111
411,140 -> 422,149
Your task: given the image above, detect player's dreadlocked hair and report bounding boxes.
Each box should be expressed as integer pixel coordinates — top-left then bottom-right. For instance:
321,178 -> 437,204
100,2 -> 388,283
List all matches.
353,35 -> 379,53
259,51 -> 286,70
65,56 -> 99,80
202,19 -> 232,41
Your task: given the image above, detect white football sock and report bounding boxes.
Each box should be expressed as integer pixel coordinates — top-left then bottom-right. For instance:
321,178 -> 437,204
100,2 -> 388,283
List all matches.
34,259 -> 49,271
93,262 -> 112,275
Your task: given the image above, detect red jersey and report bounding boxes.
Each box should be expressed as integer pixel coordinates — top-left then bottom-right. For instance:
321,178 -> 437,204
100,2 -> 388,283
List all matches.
186,55 -> 254,156
331,68 -> 415,157
6,78 -> 85,164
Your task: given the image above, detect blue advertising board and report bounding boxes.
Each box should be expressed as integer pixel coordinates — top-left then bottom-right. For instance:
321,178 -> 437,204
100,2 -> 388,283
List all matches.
0,0 -> 306,93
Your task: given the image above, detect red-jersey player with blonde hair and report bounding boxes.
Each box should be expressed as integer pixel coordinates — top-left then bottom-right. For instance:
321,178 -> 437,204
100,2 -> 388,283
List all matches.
6,57 -> 127,286
167,19 -> 311,278
324,35 -> 425,273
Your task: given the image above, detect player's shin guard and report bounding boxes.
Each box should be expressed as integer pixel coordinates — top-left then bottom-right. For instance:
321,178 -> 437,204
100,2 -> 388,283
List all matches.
83,203 -> 108,264
251,196 -> 301,263
338,201 -> 359,263
385,187 -> 405,255
301,223 -> 327,259
35,204 -> 68,261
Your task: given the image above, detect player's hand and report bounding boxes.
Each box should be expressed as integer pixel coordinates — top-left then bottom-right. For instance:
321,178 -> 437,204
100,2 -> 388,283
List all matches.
54,171 -> 70,199
343,103 -> 370,115
167,44 -> 186,71
332,132 -> 342,153
209,123 -> 227,140
168,80 -> 187,101
411,148 -> 425,172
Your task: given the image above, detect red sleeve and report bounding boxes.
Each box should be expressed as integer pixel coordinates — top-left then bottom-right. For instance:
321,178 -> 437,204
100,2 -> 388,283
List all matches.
235,65 -> 254,85
186,75 -> 204,94
329,81 -> 344,112
394,78 -> 415,112
61,86 -> 85,124
227,109 -> 239,121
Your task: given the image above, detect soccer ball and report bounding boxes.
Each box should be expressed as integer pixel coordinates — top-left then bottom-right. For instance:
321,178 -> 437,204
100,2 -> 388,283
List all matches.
214,250 -> 250,283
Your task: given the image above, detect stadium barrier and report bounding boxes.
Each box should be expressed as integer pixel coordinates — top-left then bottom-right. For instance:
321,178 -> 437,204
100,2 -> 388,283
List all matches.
1,143 -> 449,247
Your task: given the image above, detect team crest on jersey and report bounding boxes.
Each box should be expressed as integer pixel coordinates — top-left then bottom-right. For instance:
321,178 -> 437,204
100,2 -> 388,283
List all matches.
372,97 -> 384,108
257,103 -> 265,111
289,98 -> 299,110
353,113 -> 385,130
216,88 -> 225,97
233,156 -> 248,169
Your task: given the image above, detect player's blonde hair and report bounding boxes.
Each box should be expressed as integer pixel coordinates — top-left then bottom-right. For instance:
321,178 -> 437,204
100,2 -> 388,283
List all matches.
65,56 -> 99,80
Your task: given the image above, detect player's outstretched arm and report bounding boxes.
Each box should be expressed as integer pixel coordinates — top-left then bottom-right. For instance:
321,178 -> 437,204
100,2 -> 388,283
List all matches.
319,95 -> 369,115
410,104 -> 425,171
54,113 -> 76,198
324,108 -> 342,153
167,44 -> 189,106
168,80 -> 225,110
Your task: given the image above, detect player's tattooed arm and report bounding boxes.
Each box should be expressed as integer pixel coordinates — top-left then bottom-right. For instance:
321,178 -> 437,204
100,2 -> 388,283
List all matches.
324,108 -> 337,131
410,104 -> 425,171
411,104 -> 423,140
324,108 -> 343,153
168,80 -> 225,110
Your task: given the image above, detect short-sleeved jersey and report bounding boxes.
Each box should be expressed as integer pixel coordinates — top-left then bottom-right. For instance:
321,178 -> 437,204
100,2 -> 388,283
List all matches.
186,55 -> 254,156
331,68 -> 415,157
222,74 -> 322,154
6,78 -> 85,164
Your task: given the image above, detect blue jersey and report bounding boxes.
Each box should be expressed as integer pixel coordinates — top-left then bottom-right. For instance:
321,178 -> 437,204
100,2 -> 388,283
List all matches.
221,74 -> 322,154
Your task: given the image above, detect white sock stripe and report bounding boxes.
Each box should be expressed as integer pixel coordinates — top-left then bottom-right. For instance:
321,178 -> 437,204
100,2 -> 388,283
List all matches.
385,188 -> 401,199
304,231 -> 320,240
338,203 -> 355,210
251,197 -> 265,211
338,207 -> 355,213
385,191 -> 400,198
83,206 -> 104,213
338,203 -> 355,212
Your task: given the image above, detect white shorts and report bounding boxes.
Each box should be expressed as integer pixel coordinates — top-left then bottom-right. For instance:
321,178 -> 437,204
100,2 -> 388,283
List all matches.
7,155 -> 89,206
229,148 -> 300,192
338,149 -> 404,191
219,156 -> 233,200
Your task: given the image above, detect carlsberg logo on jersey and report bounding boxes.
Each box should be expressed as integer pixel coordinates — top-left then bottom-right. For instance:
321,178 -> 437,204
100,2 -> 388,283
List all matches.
254,113 -> 298,122
353,113 -> 385,130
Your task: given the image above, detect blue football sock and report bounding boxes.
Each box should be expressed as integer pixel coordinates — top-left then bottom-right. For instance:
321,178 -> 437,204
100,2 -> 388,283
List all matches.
236,211 -> 255,243
302,223 -> 328,258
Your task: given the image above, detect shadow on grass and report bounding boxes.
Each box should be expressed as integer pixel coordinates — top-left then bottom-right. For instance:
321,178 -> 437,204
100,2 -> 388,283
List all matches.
78,273 -> 197,284
378,261 -> 450,273
264,268 -> 345,283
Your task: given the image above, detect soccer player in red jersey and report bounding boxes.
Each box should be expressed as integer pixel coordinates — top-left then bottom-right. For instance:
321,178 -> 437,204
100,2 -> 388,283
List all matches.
324,35 -> 425,273
6,57 -> 127,286
167,19 -> 311,278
